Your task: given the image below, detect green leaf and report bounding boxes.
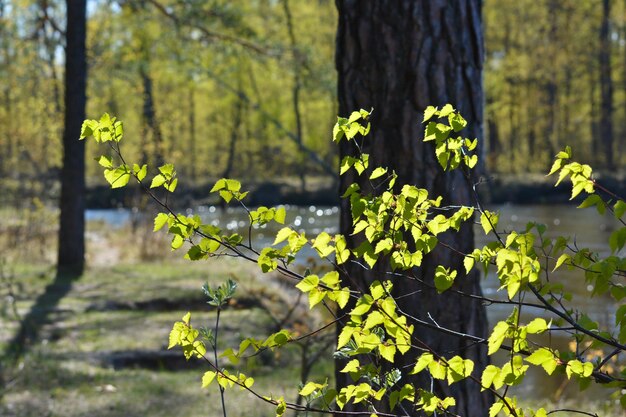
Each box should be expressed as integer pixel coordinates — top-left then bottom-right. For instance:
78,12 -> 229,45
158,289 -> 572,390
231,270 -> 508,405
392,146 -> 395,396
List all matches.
446,356 -> 474,384
614,200 -> 626,219
274,206 -> 286,224
275,397 -> 287,417
570,180 -> 587,199
465,154 -> 478,168
153,213 -> 169,232
308,287 -> 327,308
566,360 -> 593,379
296,275 -> 319,293
164,177 -> 178,192
439,104 -> 454,117
434,266 -> 456,293
202,371 -> 217,388
104,166 -> 131,188
525,348 -> 557,375
151,174 -> 166,188
547,158 -> 562,176
379,342 -> 396,363
351,295 -> 373,316
480,211 -> 499,235
158,163 -> 175,177
370,167 -> 388,180
428,360 -> 446,380
133,163 -> 148,181
171,234 -> 184,250
609,227 -> 626,253
299,381 -> 324,396
410,353 -> 434,375
489,402 -> 504,417
335,235 -> 350,264
312,232 -> 334,258
96,155 -> 113,168
80,119 -> 99,139
449,112 -> 467,132
427,214 -> 450,235
578,194 -> 602,209
553,253 -> 570,271
423,106 -> 438,122
258,247 -> 279,273
481,365 -> 500,391
341,359 -> 360,373
488,321 -> 509,355
374,238 -> 394,254
334,288 -> 350,309
273,227 -> 293,246
526,318 -> 549,334
463,256 -> 475,274
369,280 -> 386,300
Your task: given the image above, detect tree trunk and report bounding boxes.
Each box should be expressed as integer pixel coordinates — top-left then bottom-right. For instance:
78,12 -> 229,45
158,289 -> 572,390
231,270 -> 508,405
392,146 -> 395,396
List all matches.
335,1 -> 491,415
188,86 -> 197,182
140,63 -> 165,168
544,0 -> 559,164
282,0 -> 307,192
599,0 -> 614,169
590,62 -> 599,158
222,94 -> 244,179
57,0 -> 87,276
623,0 -> 626,161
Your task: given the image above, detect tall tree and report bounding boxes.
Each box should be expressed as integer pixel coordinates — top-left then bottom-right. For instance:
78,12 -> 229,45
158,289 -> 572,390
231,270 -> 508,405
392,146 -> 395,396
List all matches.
335,1 -> 491,415
57,0 -> 87,275
599,0 -> 615,169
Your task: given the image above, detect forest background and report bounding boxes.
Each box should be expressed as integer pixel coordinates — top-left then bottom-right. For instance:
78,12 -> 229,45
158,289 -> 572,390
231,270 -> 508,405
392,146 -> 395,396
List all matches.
1,0 -> 625,206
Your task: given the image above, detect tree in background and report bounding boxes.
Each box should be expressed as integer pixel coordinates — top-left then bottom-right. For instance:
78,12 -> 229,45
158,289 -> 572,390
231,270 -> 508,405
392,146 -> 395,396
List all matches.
600,0 -> 615,169
335,1 -> 490,415
57,0 -> 86,275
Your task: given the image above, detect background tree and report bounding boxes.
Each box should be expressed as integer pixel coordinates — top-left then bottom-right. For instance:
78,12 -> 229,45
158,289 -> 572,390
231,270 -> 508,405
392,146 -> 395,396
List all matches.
600,0 -> 615,169
57,0 -> 86,275
335,1 -> 490,415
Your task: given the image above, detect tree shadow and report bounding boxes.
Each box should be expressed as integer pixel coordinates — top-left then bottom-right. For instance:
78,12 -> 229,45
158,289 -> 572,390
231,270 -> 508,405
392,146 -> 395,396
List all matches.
3,270 -> 81,362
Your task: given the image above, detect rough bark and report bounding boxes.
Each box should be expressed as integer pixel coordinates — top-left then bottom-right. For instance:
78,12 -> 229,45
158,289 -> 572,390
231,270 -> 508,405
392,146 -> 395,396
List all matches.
599,0 -> 614,169
57,0 -> 87,276
335,1 -> 491,415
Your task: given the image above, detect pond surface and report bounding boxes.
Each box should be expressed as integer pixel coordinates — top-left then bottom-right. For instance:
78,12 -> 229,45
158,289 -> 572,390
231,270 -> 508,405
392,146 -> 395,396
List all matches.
86,203 -> 622,404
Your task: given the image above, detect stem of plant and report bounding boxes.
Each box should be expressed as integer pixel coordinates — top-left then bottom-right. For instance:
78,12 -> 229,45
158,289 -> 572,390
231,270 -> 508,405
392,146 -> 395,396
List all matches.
214,306 -> 227,417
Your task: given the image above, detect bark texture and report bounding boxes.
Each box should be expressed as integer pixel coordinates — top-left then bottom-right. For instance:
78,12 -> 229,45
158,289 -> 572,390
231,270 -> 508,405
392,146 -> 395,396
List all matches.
335,1 -> 491,415
57,0 -> 87,276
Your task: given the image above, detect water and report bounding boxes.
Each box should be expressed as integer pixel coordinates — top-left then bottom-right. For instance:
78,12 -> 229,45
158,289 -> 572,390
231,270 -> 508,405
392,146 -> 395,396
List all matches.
86,203 -> 622,404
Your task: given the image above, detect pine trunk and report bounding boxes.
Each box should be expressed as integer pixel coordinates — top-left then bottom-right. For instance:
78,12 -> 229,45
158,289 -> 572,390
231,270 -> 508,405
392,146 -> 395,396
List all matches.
335,1 -> 491,415
57,0 -> 87,276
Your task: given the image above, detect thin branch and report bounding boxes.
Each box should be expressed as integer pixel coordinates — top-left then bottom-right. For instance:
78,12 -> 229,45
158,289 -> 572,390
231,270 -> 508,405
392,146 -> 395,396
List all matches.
146,0 -> 274,56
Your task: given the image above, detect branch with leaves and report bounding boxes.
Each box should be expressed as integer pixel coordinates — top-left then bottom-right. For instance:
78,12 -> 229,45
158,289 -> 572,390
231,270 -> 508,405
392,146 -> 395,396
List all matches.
81,105 -> 625,417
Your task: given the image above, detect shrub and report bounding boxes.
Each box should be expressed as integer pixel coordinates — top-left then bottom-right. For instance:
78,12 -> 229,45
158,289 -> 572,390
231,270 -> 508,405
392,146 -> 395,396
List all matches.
81,106 -> 626,417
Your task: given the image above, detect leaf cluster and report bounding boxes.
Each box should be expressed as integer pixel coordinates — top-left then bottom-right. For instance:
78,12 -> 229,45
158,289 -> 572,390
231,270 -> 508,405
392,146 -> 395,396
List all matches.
83,106 -> 626,417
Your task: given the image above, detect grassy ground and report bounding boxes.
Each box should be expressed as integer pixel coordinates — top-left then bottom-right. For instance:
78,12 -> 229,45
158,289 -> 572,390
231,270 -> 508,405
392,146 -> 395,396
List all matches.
0,210 -> 334,417
0,210 -> 623,417
0,258 -> 335,417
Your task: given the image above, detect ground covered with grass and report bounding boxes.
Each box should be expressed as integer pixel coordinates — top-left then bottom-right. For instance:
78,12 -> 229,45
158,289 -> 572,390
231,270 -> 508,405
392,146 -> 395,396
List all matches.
0,211 -> 623,417
0,255 -> 334,417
